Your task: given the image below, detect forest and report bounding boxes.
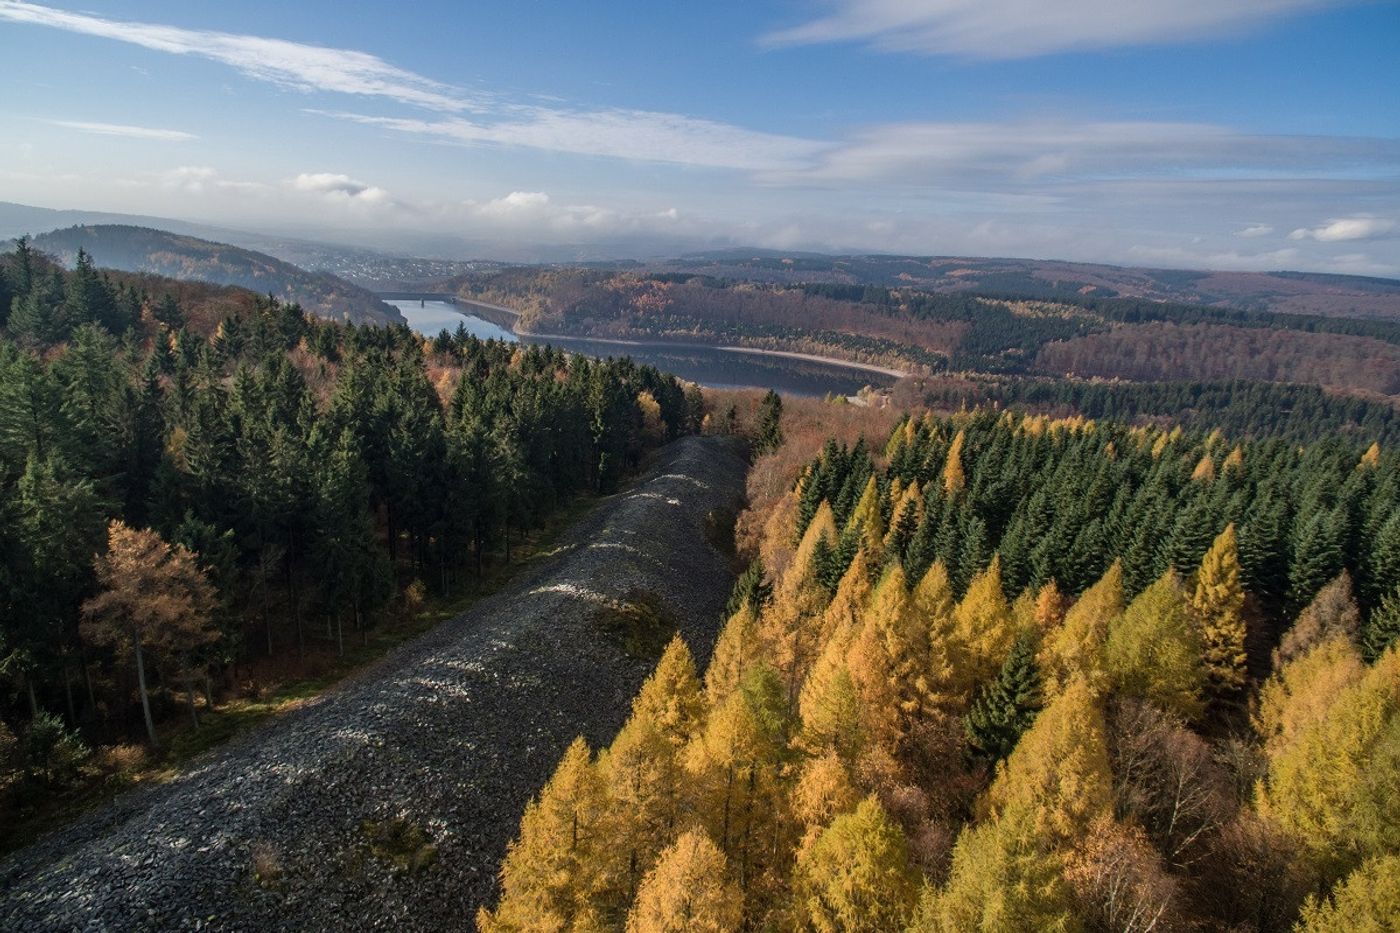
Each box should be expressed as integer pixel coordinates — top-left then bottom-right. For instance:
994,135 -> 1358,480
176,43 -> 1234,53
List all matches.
0,239 -> 698,826
450,268 -> 1400,395
482,405 -> 1400,931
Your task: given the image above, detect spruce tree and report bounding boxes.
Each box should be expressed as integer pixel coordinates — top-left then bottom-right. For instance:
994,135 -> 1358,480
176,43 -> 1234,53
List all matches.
965,627 -> 1043,765
1362,585 -> 1400,663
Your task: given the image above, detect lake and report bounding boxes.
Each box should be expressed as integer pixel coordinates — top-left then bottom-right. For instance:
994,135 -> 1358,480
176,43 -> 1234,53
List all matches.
388,299 -> 895,397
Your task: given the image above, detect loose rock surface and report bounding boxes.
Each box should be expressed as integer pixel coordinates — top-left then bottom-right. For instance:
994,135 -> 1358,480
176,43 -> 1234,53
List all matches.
0,436 -> 748,932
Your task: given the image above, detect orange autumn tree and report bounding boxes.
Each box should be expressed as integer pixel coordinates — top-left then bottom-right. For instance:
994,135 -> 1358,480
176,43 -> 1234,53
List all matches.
80,520 -> 218,747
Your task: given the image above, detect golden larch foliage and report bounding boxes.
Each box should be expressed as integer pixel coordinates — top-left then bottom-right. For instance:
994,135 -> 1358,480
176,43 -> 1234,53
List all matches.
1255,635 -> 1367,759
1295,854 -> 1400,932
845,476 -> 885,565
984,677 -> 1114,850
479,738 -> 613,932
705,606 -> 760,710
848,565 -> 934,752
1103,571 -> 1206,720
912,559 -> 969,709
942,429 -> 967,497
1190,454 -> 1216,483
1358,441 -> 1381,471
952,556 -> 1016,690
632,635 -> 707,749
791,797 -> 920,933
1256,648 -> 1400,883
1039,562 -> 1124,699
798,634 -> 864,760
1190,524 -> 1248,699
791,752 -> 861,844
625,830 -> 742,933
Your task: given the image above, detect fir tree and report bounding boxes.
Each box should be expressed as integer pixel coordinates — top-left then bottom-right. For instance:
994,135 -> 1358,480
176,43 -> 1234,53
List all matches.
1362,584 -> 1400,663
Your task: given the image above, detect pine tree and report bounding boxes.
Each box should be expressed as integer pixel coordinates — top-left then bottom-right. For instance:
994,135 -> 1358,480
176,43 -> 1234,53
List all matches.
724,559 -> 772,619
966,628 -> 1043,765
625,831 -> 742,933
791,797 -> 920,933
1191,523 -> 1248,701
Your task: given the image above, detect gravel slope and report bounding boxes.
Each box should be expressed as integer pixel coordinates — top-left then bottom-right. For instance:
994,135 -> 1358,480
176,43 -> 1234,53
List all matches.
0,435 -> 748,932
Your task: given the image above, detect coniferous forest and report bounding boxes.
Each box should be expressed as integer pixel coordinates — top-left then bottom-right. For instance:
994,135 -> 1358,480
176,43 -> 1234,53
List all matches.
483,406 -> 1400,931
0,240 -> 697,814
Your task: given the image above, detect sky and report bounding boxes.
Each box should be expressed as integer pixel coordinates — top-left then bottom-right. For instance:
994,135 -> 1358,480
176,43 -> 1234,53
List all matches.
1,0 -> 1398,272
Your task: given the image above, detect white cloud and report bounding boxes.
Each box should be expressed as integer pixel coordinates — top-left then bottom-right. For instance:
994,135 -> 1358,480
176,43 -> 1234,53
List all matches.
1236,223 -> 1274,238
767,119 -> 1400,188
313,108 -> 825,172
1288,216 -> 1397,241
0,0 -> 471,111
289,172 -> 392,205
763,0 -> 1351,58
47,119 -> 196,141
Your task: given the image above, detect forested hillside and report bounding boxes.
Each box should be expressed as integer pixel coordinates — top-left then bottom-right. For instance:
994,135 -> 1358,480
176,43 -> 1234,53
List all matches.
483,405 -> 1400,931
0,239 -> 698,832
27,226 -> 402,326
449,268 -> 1400,396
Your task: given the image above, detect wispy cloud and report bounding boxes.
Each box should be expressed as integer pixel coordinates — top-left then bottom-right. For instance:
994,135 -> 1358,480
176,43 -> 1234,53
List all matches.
0,0 -> 472,111
1236,223 -> 1275,238
290,172 -> 393,205
312,109 -> 825,172
47,119 -> 196,141
764,119 -> 1400,187
763,0 -> 1353,58
1288,216 -> 1397,241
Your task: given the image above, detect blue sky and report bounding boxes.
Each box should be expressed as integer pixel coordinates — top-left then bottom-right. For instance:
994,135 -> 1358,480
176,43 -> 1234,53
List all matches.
1,0 -> 1398,272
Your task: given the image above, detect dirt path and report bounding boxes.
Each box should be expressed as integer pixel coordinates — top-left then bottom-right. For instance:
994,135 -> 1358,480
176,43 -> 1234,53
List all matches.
0,436 -> 748,932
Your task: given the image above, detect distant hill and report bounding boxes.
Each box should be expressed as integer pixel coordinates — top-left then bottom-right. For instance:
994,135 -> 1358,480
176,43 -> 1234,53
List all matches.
657,253 -> 1400,321
26,225 -> 402,326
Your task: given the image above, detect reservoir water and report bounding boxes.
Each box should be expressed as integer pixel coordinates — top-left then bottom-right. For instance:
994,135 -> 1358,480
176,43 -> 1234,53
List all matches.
387,299 -> 895,398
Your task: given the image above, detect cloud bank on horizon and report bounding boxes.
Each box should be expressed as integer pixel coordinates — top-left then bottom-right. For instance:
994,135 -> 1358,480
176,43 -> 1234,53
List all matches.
0,0 -> 1396,274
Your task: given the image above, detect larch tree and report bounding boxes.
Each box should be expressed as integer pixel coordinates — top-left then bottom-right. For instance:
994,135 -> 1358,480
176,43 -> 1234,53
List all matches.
80,521 -> 218,746
1190,524 -> 1248,701
941,428 -> 966,497
918,805 -> 1080,933
965,628 -> 1043,766
1039,561 -> 1124,699
847,565 -> 932,754
844,476 -> 885,566
791,796 -> 920,933
602,710 -> 687,909
984,676 -> 1113,851
1294,854 -> 1400,933
791,751 -> 861,845
1103,571 -> 1206,721
1275,571 -> 1361,668
1254,635 -> 1366,759
798,634 -> 864,762
632,635 -> 706,749
953,556 -> 1016,692
1256,647 -> 1400,884
911,559 -> 966,709
625,830 -> 742,933
479,737 -> 613,933
705,605 -> 759,710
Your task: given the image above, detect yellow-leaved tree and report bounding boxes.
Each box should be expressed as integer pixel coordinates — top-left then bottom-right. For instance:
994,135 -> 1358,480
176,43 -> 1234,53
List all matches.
1103,571 -> 1206,720
791,796 -> 921,933
705,605 -> 760,710
1254,634 -> 1366,758
1294,854 -> 1400,933
942,429 -> 966,497
847,565 -> 932,753
478,737 -> 613,932
1256,647 -> 1400,884
1190,524 -> 1248,701
684,667 -> 797,927
624,830 -> 742,933
798,632 -> 864,761
791,751 -> 861,846
1039,562 -> 1124,699
632,635 -> 707,750
953,556 -> 1016,691
911,559 -> 967,710
844,476 -> 885,566
762,502 -> 838,698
